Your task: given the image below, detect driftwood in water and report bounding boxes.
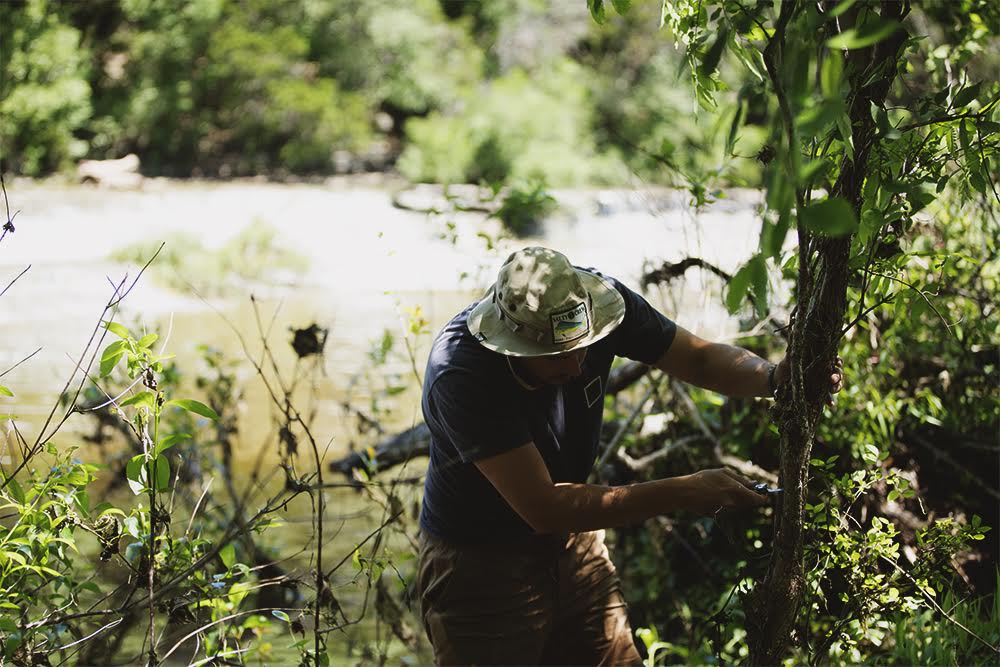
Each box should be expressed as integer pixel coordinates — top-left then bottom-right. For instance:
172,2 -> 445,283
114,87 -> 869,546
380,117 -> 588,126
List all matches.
77,154 -> 143,189
328,361 -> 652,479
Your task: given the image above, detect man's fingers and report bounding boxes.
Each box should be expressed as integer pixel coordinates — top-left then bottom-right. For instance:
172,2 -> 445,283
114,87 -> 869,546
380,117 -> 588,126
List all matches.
720,468 -> 756,490
735,485 -> 769,507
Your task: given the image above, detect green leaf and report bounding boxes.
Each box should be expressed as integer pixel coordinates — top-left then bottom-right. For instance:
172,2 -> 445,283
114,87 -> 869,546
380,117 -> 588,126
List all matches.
610,0 -> 631,15
952,82 -> 982,109
907,189 -> 935,213
100,340 -> 127,377
827,0 -> 858,18
272,609 -> 291,623
798,158 -> 832,187
153,433 -> 190,458
748,255 -> 768,316
827,19 -> 901,50
165,399 -> 220,421
137,333 -> 159,349
119,391 -> 154,410
837,114 -> 855,162
103,321 -> 131,339
587,0 -> 606,24
796,99 -> 846,139
125,455 -> 145,495
726,261 -> 754,314
726,100 -> 746,155
153,455 -> 170,492
220,542 -> 236,569
699,23 -> 730,77
800,197 -> 858,236
821,53 -> 843,98
8,478 -> 25,504
0,384 -> 12,397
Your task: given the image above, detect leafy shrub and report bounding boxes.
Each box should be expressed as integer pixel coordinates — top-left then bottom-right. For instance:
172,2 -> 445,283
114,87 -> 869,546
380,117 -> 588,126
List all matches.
0,0 -> 92,175
398,59 -> 627,186
493,179 -> 557,237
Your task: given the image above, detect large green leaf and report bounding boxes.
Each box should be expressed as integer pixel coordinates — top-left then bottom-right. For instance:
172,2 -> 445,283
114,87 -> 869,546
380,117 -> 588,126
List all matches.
796,99 -> 846,139
165,399 -> 220,421
827,19 -> 901,50
821,53 -> 843,98
100,340 -> 127,377
588,0 -> 606,24
125,455 -> 145,495
153,455 -> 170,492
800,197 -> 858,236
137,333 -> 159,349
219,542 -> 236,569
610,0 -> 632,15
154,433 -> 191,458
952,82 -> 983,109
103,321 -> 131,339
119,391 -> 154,410
8,478 -> 25,505
726,260 -> 754,314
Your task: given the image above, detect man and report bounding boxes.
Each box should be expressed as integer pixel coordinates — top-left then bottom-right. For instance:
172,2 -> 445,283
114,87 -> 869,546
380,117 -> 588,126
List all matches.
416,247 -> 842,666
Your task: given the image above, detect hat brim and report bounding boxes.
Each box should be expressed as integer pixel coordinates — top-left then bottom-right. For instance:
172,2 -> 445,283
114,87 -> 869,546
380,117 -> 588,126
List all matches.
467,269 -> 626,357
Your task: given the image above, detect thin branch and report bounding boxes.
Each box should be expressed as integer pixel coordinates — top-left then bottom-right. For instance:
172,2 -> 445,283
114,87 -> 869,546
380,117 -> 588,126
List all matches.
593,375 -> 661,477
0,264 -> 30,298
109,242 -> 165,308
0,346 -> 42,378
618,434 -> 703,471
324,510 -> 403,579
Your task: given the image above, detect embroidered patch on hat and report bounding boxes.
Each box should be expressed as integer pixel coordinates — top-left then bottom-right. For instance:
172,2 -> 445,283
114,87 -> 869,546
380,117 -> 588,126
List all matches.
550,302 -> 590,345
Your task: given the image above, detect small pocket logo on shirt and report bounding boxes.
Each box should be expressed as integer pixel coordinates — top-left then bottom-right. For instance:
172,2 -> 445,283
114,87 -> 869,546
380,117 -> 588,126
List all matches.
584,376 -> 602,408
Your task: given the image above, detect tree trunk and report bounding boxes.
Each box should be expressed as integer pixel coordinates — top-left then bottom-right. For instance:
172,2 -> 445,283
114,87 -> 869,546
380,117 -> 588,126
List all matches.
746,2 -> 910,662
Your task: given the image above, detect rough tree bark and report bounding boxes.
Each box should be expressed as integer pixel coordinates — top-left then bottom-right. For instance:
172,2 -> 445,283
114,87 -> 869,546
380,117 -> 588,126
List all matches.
746,2 -> 911,663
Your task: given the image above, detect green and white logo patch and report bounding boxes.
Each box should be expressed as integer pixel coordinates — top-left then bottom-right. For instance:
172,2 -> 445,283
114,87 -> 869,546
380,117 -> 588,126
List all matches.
550,302 -> 590,344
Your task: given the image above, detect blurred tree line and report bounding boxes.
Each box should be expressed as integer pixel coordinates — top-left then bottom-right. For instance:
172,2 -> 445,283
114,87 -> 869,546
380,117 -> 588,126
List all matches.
1,0 -> 763,185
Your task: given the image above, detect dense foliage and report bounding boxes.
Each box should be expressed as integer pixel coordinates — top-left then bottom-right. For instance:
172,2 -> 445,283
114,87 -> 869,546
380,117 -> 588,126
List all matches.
0,0 -> 758,188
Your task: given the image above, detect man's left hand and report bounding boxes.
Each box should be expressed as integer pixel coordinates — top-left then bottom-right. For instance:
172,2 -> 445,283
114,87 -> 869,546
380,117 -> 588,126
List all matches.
774,356 -> 845,405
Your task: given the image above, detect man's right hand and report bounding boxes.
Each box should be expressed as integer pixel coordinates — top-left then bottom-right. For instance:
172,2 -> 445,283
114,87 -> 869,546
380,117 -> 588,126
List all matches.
681,468 -> 769,515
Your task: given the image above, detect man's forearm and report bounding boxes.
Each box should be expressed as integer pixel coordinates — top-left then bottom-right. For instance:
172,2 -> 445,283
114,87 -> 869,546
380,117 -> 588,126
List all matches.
697,342 -> 772,398
537,477 -> 695,534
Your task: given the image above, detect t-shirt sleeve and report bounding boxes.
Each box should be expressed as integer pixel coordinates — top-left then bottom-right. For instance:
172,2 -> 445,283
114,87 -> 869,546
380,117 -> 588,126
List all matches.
606,277 -> 677,364
425,371 -> 532,464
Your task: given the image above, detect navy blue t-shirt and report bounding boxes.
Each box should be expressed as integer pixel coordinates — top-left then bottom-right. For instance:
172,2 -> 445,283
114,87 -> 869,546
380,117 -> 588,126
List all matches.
419,271 -> 677,543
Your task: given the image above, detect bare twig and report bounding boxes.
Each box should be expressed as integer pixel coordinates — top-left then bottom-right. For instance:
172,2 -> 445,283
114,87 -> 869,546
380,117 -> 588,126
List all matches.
593,375 -> 661,477
0,264 -> 30,298
0,346 -> 41,378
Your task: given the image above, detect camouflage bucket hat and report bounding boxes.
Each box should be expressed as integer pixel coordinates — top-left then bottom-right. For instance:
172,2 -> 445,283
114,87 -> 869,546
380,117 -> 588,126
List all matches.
467,247 -> 626,357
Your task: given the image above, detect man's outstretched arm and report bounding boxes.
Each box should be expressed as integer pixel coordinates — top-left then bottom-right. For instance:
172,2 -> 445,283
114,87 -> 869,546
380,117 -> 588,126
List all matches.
474,441 -> 767,535
654,325 -> 778,398
655,325 -> 844,399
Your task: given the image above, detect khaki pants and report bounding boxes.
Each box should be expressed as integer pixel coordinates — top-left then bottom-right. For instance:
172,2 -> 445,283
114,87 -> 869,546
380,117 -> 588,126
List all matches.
416,530 -> 643,666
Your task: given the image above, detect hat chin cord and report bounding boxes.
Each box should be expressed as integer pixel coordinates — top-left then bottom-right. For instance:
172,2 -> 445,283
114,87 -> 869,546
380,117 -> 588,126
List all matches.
506,355 -> 541,391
